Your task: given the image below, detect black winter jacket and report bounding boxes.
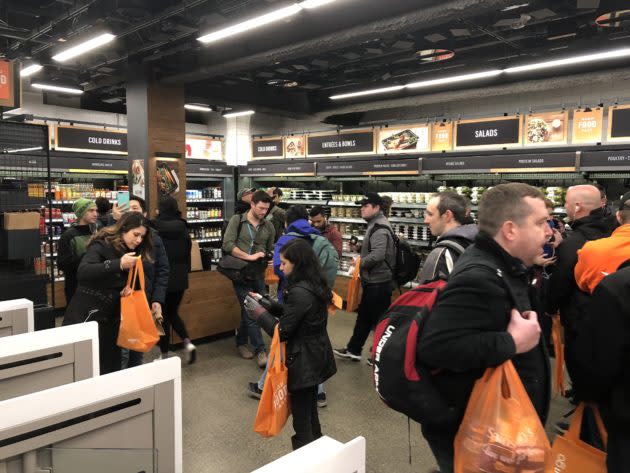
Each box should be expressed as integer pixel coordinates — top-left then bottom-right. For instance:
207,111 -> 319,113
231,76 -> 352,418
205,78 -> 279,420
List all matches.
258,281 -> 337,392
152,216 -> 191,292
575,262 -> 630,431
546,208 -> 615,332
57,223 -> 96,302
62,239 -> 130,326
418,233 -> 550,428
142,231 -> 169,305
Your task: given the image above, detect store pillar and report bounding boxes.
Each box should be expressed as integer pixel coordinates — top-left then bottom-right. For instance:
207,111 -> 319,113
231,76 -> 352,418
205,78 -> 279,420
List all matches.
127,69 -> 186,216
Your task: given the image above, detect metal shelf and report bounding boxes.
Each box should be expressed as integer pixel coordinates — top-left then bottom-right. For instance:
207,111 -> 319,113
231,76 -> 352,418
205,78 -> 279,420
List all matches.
186,198 -> 224,203
50,199 -> 116,205
188,218 -> 224,224
282,199 -> 328,205
342,251 -> 359,258
45,253 -> 58,257
389,217 -> 426,224
329,217 -> 365,224
193,238 -> 222,243
341,234 -> 364,241
391,203 -> 427,209
328,201 -> 359,207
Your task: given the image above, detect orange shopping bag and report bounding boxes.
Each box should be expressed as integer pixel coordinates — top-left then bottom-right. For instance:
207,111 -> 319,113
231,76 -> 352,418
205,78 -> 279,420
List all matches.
545,403 -> 607,473
117,258 -> 160,353
265,264 -> 279,285
253,325 -> 290,437
346,256 -> 361,312
551,314 -> 566,396
454,360 -> 551,473
328,291 -> 344,315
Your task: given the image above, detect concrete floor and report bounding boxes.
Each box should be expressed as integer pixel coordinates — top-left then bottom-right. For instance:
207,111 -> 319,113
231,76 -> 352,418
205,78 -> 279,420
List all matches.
164,310 -> 571,473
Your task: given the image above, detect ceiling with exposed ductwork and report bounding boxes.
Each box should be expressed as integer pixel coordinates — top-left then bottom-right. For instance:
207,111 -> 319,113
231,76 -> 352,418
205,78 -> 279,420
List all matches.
1,0 -> 629,122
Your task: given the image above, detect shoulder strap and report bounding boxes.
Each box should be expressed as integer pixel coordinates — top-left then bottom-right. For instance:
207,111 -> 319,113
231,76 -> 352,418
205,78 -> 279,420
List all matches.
417,247 -> 450,283
367,223 -> 396,252
435,239 -> 466,256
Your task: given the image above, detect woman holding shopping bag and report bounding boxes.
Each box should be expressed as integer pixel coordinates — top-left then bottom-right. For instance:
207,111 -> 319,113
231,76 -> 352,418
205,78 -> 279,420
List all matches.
63,212 -> 154,374
245,237 -> 336,450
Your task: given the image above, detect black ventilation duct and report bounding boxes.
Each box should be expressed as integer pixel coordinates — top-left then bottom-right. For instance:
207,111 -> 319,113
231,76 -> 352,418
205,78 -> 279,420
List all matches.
322,112 -> 365,126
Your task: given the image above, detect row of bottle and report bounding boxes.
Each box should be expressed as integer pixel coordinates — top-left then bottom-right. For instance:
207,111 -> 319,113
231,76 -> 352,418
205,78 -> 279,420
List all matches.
186,187 -> 222,200
186,207 -> 223,220
33,257 -> 63,279
189,227 -> 222,239
52,183 -> 127,201
28,182 -> 47,198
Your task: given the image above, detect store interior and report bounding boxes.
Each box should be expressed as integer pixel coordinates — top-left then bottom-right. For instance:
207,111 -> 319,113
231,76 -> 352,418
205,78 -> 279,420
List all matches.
2,0 -> 630,471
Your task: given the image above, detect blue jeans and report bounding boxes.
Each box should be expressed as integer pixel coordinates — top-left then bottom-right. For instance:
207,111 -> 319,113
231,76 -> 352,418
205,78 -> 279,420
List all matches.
120,349 -> 143,369
233,277 -> 266,354
257,363 -> 325,395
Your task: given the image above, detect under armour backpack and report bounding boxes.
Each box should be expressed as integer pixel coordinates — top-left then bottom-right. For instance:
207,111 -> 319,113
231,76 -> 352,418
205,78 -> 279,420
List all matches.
370,279 -> 456,427
367,223 -> 421,287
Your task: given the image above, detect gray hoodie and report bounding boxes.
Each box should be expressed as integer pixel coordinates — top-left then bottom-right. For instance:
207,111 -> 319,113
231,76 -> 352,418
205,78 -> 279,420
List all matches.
360,212 -> 396,284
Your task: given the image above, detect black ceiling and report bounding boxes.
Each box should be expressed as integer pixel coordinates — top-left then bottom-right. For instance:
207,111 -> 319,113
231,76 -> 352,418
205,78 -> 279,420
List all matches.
1,0 -> 630,121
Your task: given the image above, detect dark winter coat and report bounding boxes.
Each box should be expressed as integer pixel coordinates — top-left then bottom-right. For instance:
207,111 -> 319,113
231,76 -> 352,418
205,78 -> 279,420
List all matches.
57,223 -> 96,303
575,261 -> 630,432
142,230 -> 170,304
546,208 -> 616,333
152,216 -> 191,292
258,281 -> 337,392
418,233 -> 551,428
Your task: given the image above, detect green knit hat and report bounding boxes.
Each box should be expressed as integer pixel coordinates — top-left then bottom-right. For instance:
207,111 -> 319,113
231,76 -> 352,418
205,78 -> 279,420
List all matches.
73,198 -> 96,220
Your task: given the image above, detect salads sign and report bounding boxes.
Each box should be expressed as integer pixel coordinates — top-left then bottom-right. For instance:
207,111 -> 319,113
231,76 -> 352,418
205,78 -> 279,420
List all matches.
455,116 -> 522,149
524,111 -> 568,146
377,125 -> 429,154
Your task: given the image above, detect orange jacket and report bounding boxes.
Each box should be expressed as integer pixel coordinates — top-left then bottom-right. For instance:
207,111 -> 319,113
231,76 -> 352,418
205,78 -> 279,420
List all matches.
575,224 -> 630,294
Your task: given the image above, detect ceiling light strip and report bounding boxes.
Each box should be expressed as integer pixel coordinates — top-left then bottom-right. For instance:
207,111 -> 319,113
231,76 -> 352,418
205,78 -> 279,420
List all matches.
223,110 -> 255,118
20,64 -> 43,77
185,104 -> 213,112
330,48 -> 630,100
32,83 -> 84,95
198,0 -> 336,44
52,33 -> 116,62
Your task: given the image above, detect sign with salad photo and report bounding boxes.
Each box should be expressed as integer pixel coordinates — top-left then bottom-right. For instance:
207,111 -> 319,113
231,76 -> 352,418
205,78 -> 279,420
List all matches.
156,160 -> 180,196
377,125 -> 430,154
524,111 -> 568,146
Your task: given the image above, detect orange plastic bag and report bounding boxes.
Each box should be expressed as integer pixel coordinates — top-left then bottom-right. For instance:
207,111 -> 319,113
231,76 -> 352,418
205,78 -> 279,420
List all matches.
551,314 -> 566,396
264,264 -> 279,285
545,403 -> 607,473
328,291 -> 343,315
253,325 -> 290,437
454,360 -> 551,473
346,257 -> 361,312
117,258 -> 159,353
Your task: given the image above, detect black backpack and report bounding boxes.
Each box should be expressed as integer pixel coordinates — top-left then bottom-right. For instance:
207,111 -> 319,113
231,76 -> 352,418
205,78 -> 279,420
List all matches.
367,223 -> 421,287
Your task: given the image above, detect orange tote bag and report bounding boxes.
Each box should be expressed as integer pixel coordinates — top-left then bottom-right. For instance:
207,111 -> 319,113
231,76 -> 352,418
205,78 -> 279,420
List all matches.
551,314 -> 566,396
545,403 -> 607,473
454,360 -> 551,473
117,258 -> 159,353
264,264 -> 279,285
346,257 -> 361,312
253,325 -> 290,437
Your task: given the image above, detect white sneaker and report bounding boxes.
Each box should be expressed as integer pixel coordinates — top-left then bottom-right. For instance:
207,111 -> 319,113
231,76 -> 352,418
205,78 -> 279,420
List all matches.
185,342 -> 197,364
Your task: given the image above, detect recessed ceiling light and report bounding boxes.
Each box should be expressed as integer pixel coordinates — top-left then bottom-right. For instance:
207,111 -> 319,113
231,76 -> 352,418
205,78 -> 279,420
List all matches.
31,83 -> 83,94
184,104 -> 213,112
415,49 -> 455,63
267,79 -> 299,87
5,146 -> 43,154
223,110 -> 255,118
20,64 -> 43,77
596,10 -> 630,28
52,33 -> 116,62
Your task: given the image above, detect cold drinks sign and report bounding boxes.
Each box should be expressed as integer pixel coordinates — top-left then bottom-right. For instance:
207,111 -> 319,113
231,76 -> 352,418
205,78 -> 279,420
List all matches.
54,125 -> 128,154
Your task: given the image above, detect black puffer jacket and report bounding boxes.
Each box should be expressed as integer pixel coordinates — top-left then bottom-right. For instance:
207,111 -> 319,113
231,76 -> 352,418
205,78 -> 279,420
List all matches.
152,216 -> 191,292
546,208 -> 616,332
142,231 -> 169,304
259,281 -> 337,392
418,233 -> 550,428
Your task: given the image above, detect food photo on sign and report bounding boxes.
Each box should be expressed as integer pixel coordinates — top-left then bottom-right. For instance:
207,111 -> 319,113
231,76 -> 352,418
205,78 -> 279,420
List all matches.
131,159 -> 145,199
284,136 -> 306,158
525,112 -> 568,145
156,161 -> 180,196
185,137 -> 223,160
378,126 -> 430,153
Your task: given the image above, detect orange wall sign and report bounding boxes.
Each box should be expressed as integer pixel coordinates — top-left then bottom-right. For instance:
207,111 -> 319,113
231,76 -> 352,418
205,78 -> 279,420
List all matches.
572,108 -> 603,144
431,122 -> 453,151
0,60 -> 14,106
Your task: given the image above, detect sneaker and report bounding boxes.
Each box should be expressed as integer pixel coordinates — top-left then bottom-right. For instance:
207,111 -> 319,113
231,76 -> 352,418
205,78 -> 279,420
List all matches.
247,382 -> 263,399
333,347 -> 361,361
238,345 -> 254,360
185,342 -> 197,365
366,358 -> 374,367
256,350 -> 268,368
317,392 -> 327,408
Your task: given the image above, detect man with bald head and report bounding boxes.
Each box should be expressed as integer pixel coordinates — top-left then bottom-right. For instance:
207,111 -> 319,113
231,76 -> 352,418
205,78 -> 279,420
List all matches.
547,184 -> 616,397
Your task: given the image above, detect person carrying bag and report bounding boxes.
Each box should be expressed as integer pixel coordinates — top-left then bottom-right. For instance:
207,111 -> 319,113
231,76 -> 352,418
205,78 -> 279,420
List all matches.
118,257 -> 159,353
454,360 -> 551,473
253,325 -> 290,437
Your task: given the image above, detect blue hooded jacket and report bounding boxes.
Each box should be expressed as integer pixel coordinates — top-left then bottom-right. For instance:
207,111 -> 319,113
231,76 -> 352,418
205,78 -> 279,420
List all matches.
274,219 -> 320,301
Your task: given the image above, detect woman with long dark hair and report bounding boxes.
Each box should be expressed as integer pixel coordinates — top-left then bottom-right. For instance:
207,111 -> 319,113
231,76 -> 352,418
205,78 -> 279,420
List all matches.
63,212 -> 154,374
245,237 -> 336,450
152,196 -> 196,363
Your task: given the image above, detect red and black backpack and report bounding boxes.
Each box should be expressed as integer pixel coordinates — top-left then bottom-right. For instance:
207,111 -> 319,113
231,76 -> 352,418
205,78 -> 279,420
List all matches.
370,279 -> 456,427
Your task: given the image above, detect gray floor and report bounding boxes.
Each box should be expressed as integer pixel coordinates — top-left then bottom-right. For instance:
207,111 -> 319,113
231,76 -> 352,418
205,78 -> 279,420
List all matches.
163,310 -> 571,473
